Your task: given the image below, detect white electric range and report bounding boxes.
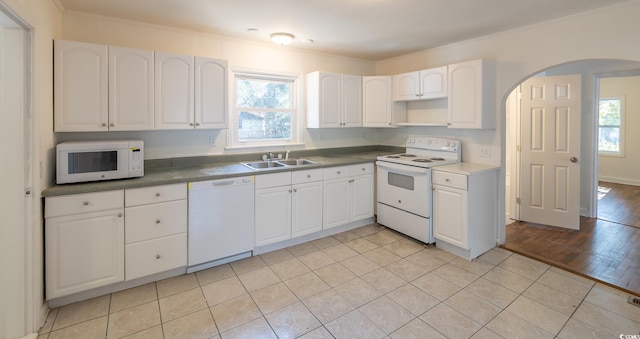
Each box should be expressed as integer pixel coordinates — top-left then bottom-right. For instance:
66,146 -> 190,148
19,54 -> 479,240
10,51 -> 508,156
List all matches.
375,136 -> 461,243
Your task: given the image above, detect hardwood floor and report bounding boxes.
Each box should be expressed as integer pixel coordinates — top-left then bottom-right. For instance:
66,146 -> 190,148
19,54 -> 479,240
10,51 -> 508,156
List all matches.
504,182 -> 640,297
597,181 -> 640,227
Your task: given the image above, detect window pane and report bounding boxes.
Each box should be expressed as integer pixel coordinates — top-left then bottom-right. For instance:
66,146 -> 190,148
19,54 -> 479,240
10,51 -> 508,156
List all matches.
238,111 -> 292,140
598,126 -> 620,152
599,99 -> 621,126
236,78 -> 291,109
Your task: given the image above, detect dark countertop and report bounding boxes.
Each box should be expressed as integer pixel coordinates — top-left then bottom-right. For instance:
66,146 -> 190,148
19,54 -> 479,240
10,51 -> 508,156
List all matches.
42,145 -> 403,197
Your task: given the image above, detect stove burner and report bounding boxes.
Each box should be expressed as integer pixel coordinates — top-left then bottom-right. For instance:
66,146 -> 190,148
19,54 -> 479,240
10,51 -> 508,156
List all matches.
412,159 -> 432,163
430,157 -> 445,161
399,154 -> 417,157
386,155 -> 400,158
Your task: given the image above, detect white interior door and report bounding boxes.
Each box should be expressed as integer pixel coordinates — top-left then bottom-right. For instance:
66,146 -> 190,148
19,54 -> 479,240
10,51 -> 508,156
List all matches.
0,12 -> 31,338
520,75 -> 581,229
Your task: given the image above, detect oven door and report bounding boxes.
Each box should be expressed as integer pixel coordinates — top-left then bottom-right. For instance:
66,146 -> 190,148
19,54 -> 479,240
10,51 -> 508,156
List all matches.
376,161 -> 430,217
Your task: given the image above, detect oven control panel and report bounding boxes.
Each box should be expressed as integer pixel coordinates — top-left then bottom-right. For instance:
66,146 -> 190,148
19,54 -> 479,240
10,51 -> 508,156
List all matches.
406,136 -> 459,152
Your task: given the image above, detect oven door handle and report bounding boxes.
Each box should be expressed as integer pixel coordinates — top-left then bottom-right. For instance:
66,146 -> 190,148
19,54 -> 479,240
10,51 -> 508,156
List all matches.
376,161 -> 429,175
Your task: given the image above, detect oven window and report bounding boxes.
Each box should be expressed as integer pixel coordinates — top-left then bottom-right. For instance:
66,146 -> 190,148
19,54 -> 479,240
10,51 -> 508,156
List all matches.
68,151 -> 118,174
388,172 -> 414,191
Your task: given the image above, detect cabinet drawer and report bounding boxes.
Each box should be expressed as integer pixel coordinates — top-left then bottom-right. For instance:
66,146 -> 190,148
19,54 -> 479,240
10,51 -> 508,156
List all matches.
292,169 -> 323,184
45,190 -> 124,218
125,183 -> 187,207
350,163 -> 374,176
126,233 -> 187,281
323,166 -> 351,180
125,200 -> 187,243
433,171 -> 468,190
255,172 -> 291,190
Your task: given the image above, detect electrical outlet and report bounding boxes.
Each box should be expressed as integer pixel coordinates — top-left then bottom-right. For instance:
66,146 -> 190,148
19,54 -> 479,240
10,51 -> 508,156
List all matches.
209,136 -> 216,146
479,146 -> 491,157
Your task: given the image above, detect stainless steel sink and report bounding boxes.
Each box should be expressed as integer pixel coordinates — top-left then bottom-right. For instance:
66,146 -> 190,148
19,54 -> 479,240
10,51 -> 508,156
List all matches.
241,161 -> 286,170
276,159 -> 317,166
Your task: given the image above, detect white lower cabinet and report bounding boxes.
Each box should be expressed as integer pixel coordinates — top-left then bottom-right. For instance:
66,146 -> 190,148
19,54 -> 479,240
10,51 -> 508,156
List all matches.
45,190 -> 125,299
124,183 -> 187,281
323,163 -> 374,229
255,169 -> 323,247
44,184 -> 188,300
433,164 -> 498,260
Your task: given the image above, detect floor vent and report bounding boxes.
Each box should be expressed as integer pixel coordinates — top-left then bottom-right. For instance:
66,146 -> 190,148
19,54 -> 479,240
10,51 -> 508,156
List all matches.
628,296 -> 640,307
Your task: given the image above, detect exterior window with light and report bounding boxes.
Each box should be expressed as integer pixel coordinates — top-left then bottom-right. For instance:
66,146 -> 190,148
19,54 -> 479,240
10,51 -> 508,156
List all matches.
228,70 -> 303,149
598,97 -> 624,156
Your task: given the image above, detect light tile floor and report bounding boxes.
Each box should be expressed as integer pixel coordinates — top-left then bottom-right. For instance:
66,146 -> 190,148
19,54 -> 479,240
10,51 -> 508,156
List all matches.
38,224 -> 640,339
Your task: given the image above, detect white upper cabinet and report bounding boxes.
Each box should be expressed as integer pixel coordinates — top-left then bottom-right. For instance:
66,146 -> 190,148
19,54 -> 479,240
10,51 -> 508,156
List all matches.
195,57 -> 228,129
447,59 -> 496,129
109,46 -> 155,131
154,52 -> 195,130
393,66 -> 447,101
54,40 -> 228,132
306,71 -> 362,128
54,40 -> 109,132
362,76 -> 406,127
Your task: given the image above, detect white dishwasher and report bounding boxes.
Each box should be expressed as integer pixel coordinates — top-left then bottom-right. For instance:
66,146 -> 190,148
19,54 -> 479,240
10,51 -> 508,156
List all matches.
188,176 -> 254,272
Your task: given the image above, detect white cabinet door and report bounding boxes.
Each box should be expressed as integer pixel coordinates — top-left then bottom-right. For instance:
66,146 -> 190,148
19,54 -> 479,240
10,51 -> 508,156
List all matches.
447,59 -> 495,129
291,181 -> 323,238
419,66 -> 447,99
54,40 -> 108,132
393,71 -> 420,101
255,186 -> 292,246
195,56 -> 228,129
363,76 -> 406,127
350,174 -> 374,221
155,52 -> 195,130
393,67 -> 447,101
307,72 -> 362,128
109,46 -> 154,131
323,178 -> 350,229
433,185 -> 467,248
46,209 -> 125,299
342,74 -> 362,127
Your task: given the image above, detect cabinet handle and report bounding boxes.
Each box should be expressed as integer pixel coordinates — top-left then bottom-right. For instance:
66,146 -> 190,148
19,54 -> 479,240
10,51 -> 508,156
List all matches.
101,123 -> 107,127
189,122 -> 195,126
293,188 -> 297,192
388,122 -> 391,125
110,123 -> 115,127
156,254 -> 161,259
398,199 -> 402,204
361,167 -> 366,171
117,213 -> 123,218
337,171 -> 341,174
195,122 -> 201,127
156,219 -> 161,224
349,179 -> 355,183
289,189 -> 292,193
307,174 -> 311,178
83,201 -> 89,206
445,178 -> 451,182
155,193 -> 161,197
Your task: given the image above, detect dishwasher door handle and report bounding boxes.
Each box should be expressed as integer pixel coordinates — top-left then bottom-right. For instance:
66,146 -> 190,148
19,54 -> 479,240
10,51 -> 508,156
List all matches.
211,180 -> 236,187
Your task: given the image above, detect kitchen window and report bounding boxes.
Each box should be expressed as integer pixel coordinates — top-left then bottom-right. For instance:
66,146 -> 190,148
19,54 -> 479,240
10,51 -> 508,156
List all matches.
598,97 -> 624,156
227,70 -> 303,149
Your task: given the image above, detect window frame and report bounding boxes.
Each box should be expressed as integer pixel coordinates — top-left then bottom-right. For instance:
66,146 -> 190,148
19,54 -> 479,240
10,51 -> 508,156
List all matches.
597,97 -> 625,157
226,68 -> 304,151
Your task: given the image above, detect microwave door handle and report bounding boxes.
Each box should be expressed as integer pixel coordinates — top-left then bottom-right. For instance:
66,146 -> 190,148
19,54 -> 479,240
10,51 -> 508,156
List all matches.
376,161 -> 428,175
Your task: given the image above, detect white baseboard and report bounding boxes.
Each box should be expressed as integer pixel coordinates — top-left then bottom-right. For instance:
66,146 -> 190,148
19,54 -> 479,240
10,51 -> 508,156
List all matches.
19,333 -> 37,339
598,176 -> 640,186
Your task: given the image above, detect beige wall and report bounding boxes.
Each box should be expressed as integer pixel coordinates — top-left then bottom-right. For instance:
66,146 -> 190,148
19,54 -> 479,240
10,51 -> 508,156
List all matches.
599,75 -> 640,185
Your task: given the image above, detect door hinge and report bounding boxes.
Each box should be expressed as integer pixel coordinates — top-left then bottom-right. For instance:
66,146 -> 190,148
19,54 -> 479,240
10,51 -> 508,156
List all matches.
517,92 -> 522,100
516,197 -> 521,204
516,145 -> 521,152
25,187 -> 32,196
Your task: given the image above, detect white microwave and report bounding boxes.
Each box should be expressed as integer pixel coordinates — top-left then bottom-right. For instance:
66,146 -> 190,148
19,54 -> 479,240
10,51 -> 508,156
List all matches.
56,140 -> 144,184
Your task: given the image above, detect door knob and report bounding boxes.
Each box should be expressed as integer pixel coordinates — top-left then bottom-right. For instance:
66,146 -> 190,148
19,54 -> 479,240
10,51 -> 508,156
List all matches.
570,157 -> 578,163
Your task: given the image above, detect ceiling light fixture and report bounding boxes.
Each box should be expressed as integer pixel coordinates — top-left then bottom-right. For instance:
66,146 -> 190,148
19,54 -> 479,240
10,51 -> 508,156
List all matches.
271,32 -> 294,46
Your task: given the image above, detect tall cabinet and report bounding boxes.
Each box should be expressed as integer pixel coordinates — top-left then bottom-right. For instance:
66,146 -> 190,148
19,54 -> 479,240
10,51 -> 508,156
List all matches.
362,76 -> 407,127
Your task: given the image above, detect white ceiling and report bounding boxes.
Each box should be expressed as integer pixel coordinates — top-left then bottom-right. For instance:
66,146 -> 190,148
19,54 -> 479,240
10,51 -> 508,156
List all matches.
58,0 -> 629,61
